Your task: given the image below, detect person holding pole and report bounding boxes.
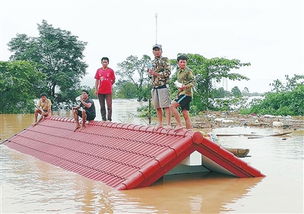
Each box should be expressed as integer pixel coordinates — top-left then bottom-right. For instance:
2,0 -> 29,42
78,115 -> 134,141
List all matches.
148,44 -> 171,128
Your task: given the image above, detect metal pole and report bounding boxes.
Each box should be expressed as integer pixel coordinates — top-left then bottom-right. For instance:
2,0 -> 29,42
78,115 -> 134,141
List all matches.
148,97 -> 151,124
155,13 -> 158,44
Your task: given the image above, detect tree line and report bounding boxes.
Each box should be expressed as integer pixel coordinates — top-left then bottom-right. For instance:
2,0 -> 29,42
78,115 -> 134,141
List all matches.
1,20 -> 303,116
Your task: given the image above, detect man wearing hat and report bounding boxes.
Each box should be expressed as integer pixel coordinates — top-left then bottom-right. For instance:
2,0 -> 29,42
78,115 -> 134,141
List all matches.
148,44 -> 171,128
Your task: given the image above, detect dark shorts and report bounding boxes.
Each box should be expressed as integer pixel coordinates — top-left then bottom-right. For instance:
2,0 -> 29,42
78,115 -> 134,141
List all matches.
175,95 -> 192,111
77,110 -> 95,121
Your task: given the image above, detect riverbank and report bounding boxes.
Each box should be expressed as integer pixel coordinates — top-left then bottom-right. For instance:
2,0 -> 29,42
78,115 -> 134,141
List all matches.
188,111 -> 304,131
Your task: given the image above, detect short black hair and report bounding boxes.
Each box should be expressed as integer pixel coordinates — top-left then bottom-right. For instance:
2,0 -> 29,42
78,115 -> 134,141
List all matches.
177,55 -> 188,62
82,89 -> 90,96
40,93 -> 47,97
101,57 -> 109,62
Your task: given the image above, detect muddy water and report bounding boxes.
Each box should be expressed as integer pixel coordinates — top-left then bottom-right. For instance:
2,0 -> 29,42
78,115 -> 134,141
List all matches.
1,99 -> 303,213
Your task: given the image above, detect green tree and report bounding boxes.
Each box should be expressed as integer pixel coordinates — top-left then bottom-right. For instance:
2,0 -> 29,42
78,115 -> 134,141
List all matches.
8,20 -> 87,103
211,87 -> 231,98
241,84 -> 304,116
116,55 -> 151,101
171,54 -> 250,110
231,86 -> 242,97
241,75 -> 304,116
242,87 -> 250,96
114,80 -> 138,99
0,61 -> 45,113
270,74 -> 304,92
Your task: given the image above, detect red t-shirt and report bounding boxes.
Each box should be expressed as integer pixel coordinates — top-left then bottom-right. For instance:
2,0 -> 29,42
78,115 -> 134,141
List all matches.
94,67 -> 115,94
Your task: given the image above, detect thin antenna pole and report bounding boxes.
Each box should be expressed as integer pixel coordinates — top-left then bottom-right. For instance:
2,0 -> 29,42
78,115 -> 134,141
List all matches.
155,13 -> 158,44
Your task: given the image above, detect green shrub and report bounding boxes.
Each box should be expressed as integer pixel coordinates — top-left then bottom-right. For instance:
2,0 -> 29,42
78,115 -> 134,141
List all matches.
240,84 -> 304,116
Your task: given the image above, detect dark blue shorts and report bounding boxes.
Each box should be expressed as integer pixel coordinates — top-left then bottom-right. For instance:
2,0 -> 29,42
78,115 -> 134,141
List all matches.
175,95 -> 192,111
77,110 -> 95,121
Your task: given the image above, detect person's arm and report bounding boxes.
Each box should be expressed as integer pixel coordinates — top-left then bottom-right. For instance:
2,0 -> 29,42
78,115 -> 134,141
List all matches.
95,79 -> 99,95
181,71 -> 195,90
36,99 -> 41,110
154,57 -> 171,79
72,105 -> 80,110
80,99 -> 92,109
94,70 -> 100,95
46,100 -> 52,114
111,69 -> 116,85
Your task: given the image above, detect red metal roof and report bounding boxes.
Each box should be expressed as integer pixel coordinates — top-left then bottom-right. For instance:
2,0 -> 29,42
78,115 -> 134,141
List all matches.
4,116 -> 264,190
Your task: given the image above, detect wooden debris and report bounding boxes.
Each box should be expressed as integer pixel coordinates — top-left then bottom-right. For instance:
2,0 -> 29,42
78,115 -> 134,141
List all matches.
247,131 -> 292,139
225,148 -> 250,158
215,131 -> 292,139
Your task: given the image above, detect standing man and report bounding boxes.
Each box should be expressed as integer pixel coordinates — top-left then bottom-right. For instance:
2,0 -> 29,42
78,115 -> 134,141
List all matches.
148,44 -> 171,128
34,93 -> 52,125
72,90 -> 96,131
171,55 -> 195,129
95,57 -> 116,121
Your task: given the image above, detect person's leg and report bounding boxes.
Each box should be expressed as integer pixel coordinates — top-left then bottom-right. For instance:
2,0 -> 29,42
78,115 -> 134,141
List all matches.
158,88 -> 171,128
81,110 -> 87,128
164,107 -> 171,128
37,113 -> 45,123
98,94 -> 107,121
105,94 -> 112,121
73,109 -> 81,131
182,110 -> 192,129
156,108 -> 163,128
34,109 -> 42,122
43,110 -> 51,118
40,111 -> 49,121
86,112 -> 95,122
151,89 -> 162,127
171,101 -> 182,129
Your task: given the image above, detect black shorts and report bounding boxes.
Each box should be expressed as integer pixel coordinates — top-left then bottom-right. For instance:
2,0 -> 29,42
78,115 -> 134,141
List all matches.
175,95 -> 192,111
77,110 -> 95,121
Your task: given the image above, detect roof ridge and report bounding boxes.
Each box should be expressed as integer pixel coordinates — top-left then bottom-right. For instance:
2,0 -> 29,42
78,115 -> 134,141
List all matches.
33,124 -> 184,150
48,116 -> 193,137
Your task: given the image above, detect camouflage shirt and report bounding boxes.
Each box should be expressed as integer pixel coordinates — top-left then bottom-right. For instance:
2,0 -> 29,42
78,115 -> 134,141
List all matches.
150,56 -> 171,87
176,66 -> 195,96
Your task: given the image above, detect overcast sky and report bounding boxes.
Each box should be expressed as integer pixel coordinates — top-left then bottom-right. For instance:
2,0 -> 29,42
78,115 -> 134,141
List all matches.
1,0 -> 303,92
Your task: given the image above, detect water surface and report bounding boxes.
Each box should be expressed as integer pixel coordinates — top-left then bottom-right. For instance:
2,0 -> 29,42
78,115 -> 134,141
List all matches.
1,99 -> 303,213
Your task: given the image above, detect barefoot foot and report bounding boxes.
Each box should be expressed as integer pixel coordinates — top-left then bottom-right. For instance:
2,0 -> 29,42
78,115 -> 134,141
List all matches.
74,125 -> 81,132
174,125 -> 184,131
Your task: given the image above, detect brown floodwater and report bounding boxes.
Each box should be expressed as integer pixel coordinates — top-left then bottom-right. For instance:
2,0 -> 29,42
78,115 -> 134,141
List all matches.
1,99 -> 303,213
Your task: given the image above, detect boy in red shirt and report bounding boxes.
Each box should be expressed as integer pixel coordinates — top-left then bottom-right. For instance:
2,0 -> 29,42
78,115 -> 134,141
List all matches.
95,57 -> 116,121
